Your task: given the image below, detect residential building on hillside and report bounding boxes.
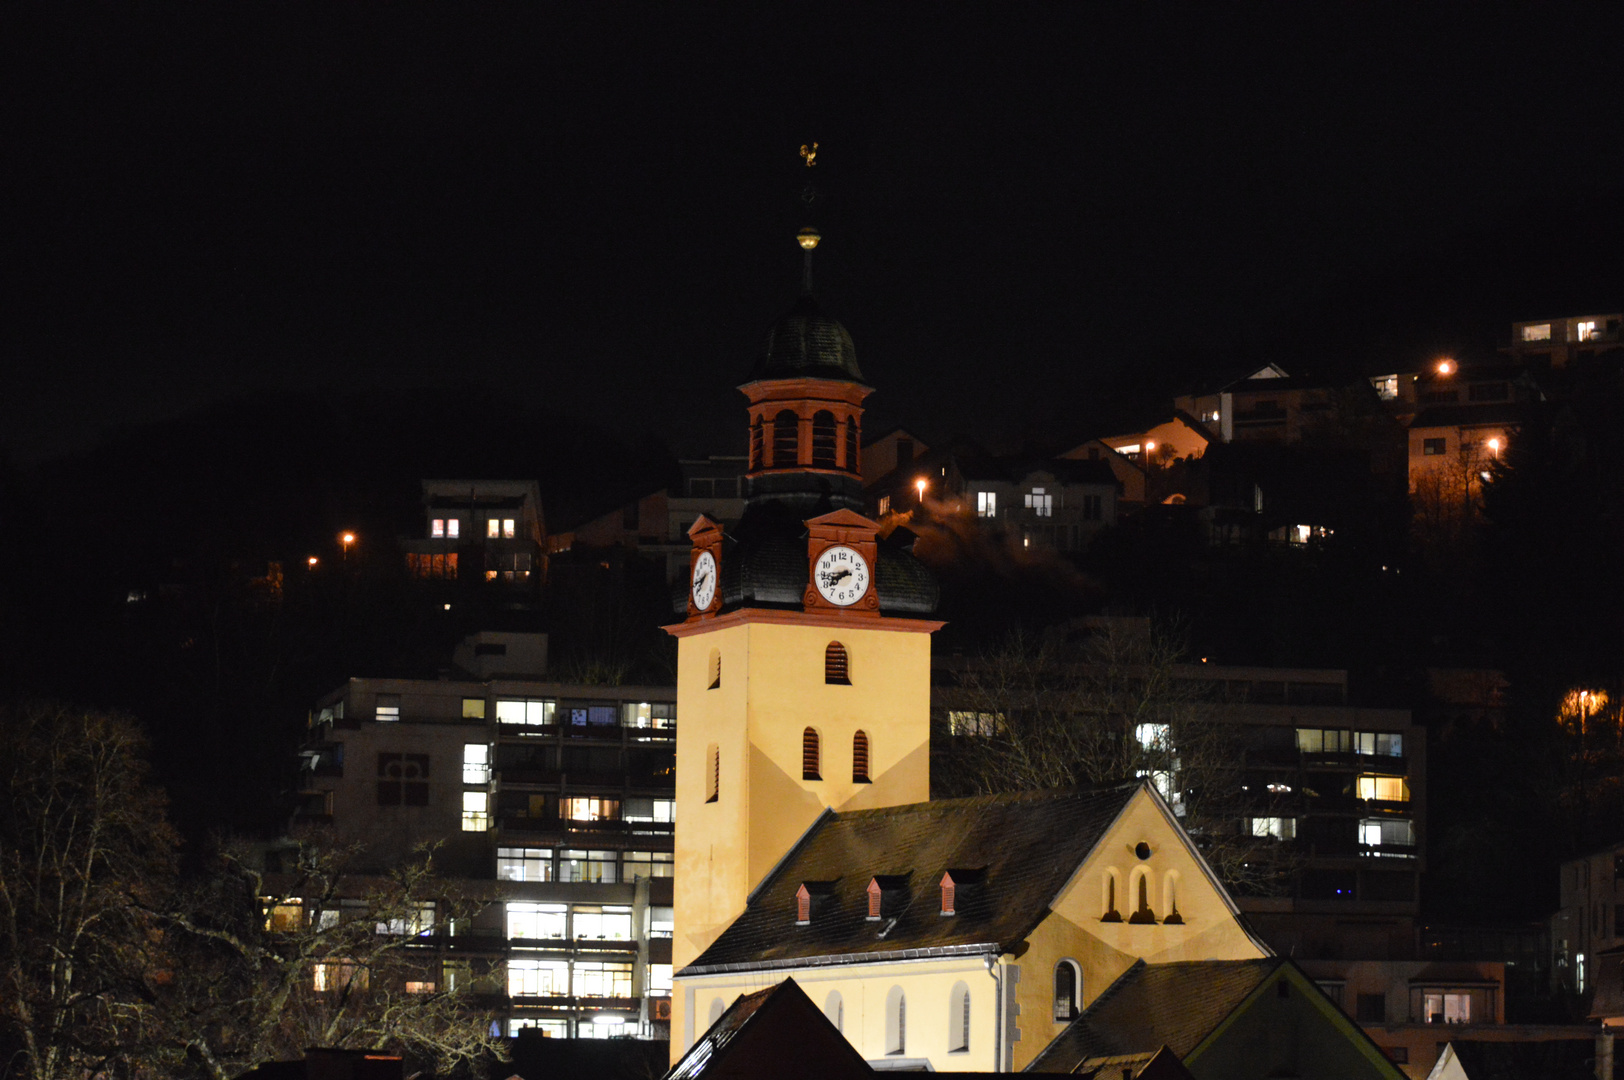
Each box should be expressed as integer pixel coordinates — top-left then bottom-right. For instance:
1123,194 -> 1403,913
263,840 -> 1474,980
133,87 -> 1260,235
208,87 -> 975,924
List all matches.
1553,842 -> 1624,1022
860,426 -> 929,489
1507,313 -> 1624,371
403,479 -> 546,588
866,437 -> 1120,551
290,644 -> 677,1040
1174,364 -> 1352,445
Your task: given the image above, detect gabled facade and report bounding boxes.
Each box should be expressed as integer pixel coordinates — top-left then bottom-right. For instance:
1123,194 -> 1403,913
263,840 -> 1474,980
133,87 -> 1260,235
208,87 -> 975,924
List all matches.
674,783 -> 1270,1072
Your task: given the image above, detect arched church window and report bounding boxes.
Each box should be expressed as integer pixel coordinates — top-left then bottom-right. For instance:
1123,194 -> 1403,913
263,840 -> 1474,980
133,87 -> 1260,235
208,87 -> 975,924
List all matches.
886,986 -> 906,1055
812,411 -> 838,468
852,730 -> 871,783
1054,960 -> 1082,1021
825,641 -> 850,684
949,981 -> 971,1052
772,410 -> 800,468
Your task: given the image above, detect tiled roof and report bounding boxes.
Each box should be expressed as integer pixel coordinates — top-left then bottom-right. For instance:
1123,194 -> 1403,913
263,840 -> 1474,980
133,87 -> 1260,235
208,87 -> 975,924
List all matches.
746,294 -> 866,383
665,978 -> 873,1080
1408,402 -> 1528,429
1025,959 -> 1282,1071
683,785 -> 1141,973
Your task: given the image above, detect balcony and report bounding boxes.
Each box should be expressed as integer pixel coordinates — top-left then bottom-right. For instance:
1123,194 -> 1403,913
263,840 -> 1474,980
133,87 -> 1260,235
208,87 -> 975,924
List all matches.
1359,842 -> 1418,860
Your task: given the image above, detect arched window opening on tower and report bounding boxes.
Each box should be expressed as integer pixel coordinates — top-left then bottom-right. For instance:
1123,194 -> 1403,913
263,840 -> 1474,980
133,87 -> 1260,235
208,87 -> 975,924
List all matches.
708,649 -> 721,690
949,981 -> 971,1052
772,409 -> 800,468
852,730 -> 871,783
749,417 -> 764,470
811,411 -> 838,468
886,986 -> 906,1055
1054,960 -> 1082,1021
802,727 -> 821,781
1129,868 -> 1156,924
845,418 -> 859,473
825,641 -> 850,685
705,744 -> 719,804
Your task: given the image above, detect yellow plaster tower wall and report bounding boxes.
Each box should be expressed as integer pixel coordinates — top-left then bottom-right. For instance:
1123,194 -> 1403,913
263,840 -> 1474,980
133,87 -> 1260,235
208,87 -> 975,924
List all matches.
671,613 -> 935,972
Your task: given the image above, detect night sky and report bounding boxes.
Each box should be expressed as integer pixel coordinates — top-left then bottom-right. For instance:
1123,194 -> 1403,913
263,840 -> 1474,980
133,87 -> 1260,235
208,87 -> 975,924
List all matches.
9,6 -> 1624,462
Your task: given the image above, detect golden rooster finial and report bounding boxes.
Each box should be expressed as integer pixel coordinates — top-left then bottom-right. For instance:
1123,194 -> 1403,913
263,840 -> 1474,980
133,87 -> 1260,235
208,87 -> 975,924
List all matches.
800,142 -> 818,168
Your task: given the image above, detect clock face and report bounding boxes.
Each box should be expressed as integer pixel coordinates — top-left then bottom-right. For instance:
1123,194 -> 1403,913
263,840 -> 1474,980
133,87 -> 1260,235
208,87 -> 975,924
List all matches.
813,545 -> 870,607
691,550 -> 717,611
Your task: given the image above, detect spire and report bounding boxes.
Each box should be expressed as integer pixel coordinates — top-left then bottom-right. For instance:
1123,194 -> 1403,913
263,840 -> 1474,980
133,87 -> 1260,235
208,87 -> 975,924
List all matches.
797,141 -> 821,296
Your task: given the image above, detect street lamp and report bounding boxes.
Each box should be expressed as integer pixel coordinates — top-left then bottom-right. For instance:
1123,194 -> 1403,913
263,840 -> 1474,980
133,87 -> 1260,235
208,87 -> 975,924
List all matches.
915,477 -> 928,507
307,556 -> 319,568
340,532 -> 356,563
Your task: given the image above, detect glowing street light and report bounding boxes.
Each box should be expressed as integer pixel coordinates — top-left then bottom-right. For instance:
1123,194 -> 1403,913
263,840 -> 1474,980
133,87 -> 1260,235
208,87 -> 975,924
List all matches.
307,556 -> 319,568
340,532 -> 356,563
1487,437 -> 1502,454
1436,358 -> 1456,376
915,477 -> 928,506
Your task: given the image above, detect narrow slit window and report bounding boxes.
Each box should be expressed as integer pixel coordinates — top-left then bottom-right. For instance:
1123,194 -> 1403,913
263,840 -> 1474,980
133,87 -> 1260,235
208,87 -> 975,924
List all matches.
708,649 -> 721,690
802,728 -> 821,781
825,641 -> 850,685
852,730 -> 870,783
845,419 -> 859,473
772,409 -> 800,468
705,744 -> 719,804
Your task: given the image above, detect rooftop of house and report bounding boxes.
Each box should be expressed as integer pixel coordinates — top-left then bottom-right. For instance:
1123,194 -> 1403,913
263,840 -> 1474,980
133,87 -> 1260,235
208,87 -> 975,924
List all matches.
1433,1038 -> 1602,1080
682,784 -> 1145,974
1407,402 -> 1529,430
666,978 -> 872,1080
1027,958 -> 1286,1071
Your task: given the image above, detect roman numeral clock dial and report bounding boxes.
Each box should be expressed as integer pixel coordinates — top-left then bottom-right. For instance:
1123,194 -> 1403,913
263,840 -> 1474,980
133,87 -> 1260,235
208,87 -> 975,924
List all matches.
812,545 -> 870,607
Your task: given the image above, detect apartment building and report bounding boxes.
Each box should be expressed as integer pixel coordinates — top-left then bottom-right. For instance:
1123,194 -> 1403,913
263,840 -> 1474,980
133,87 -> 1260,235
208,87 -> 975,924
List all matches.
291,645 -> 676,1040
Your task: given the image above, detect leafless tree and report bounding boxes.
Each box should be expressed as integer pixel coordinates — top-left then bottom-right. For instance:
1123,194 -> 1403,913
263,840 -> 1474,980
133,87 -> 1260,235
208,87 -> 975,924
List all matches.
0,702 -> 179,1080
153,838 -> 508,1080
933,620 -> 1296,896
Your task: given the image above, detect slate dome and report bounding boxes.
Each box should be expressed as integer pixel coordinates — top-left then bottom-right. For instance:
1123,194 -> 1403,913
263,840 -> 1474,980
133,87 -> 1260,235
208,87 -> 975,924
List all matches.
746,294 -> 865,383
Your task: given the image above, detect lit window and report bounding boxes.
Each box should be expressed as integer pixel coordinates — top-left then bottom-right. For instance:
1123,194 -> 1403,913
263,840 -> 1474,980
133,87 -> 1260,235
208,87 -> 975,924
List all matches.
263,899 -> 304,932
1135,723 -> 1170,751
462,743 -> 489,784
562,797 -> 620,822
560,849 -> 619,883
1521,323 -> 1551,342
648,962 -> 673,995
646,905 -> 674,937
508,958 -> 569,997
572,905 -> 633,940
1422,992 -> 1471,1023
497,847 -> 554,882
624,798 -> 675,824
446,518 -> 460,538
1358,818 -> 1415,855
1356,774 -> 1409,802
313,960 -> 367,993
1250,817 -> 1297,839
507,901 -> 567,939
431,518 -> 445,538
622,850 -> 674,878
1117,443 -> 1141,456
376,902 -> 435,936
948,710 -> 1004,736
573,960 -> 633,999
977,491 -> 998,518
405,981 -> 435,994
503,518 -> 516,538
622,702 -> 676,729
1370,375 -> 1398,401
462,791 -> 489,831
374,695 -> 401,722
486,518 -> 500,539
495,699 -> 555,728
878,495 -> 891,516
1352,731 -> 1404,756
461,697 -> 486,719
1577,320 -> 1598,342
1025,487 -> 1053,517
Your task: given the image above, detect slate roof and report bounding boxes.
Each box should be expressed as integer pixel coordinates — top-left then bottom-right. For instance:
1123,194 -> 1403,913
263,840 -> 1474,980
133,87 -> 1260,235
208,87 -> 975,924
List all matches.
1441,1038 -> 1600,1080
682,784 -> 1142,973
746,294 -> 866,384
1025,959 -> 1283,1072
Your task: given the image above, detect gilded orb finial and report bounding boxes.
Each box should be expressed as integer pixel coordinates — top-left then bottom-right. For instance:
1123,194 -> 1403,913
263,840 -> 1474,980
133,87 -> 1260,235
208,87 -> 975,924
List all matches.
797,226 -> 821,251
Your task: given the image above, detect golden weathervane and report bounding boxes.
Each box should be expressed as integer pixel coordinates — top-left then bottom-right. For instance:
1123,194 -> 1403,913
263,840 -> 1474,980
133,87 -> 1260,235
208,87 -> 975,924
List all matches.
800,142 -> 818,168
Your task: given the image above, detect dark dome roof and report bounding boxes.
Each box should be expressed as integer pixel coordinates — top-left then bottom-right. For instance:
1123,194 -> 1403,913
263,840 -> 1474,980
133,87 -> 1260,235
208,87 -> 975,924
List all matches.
746,294 -> 865,383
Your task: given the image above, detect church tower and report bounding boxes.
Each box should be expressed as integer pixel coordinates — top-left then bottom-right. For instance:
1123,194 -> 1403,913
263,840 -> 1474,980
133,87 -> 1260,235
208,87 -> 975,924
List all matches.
666,208 -> 943,994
